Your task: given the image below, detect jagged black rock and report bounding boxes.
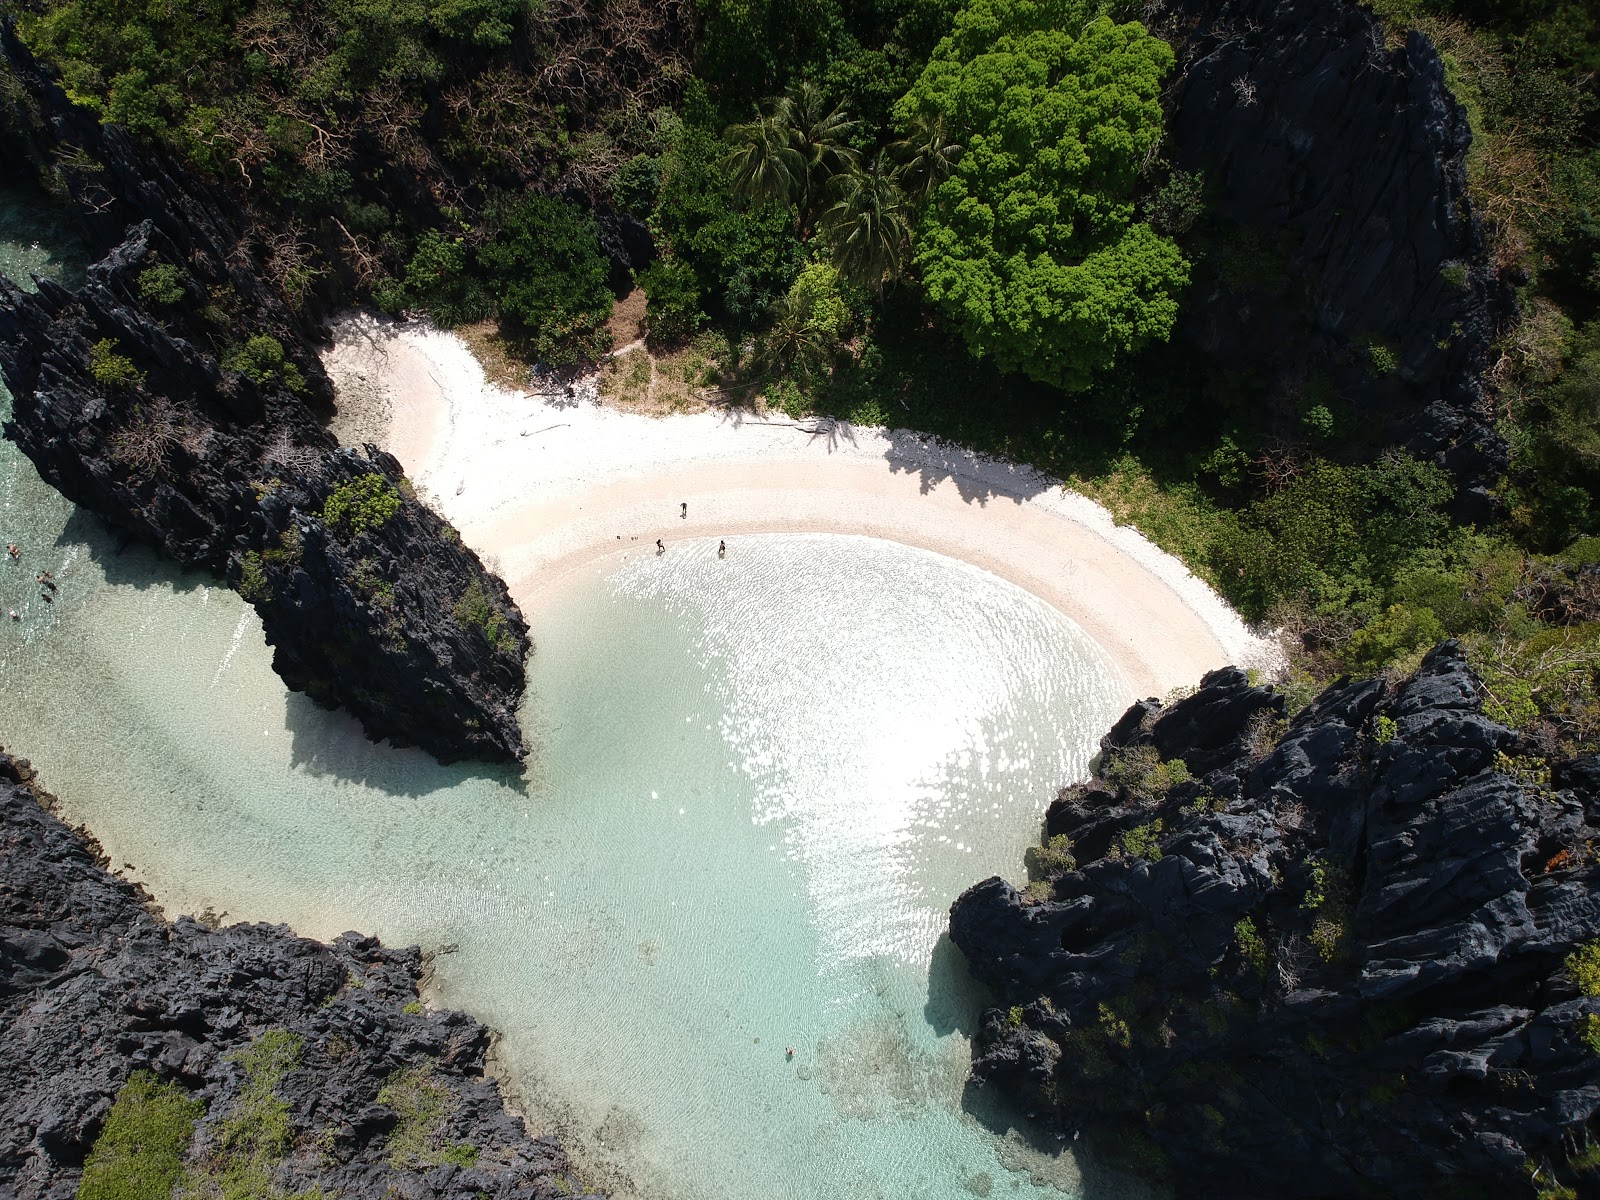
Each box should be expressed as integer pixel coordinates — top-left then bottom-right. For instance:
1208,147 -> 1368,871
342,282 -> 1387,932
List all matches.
951,644 -> 1600,1198
0,25 -> 528,763
0,750 -> 595,1199
1163,0 -> 1510,513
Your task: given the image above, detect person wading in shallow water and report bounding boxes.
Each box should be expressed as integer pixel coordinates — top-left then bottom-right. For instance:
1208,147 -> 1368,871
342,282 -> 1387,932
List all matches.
5,544 -> 18,560
718,540 -> 726,558
656,539 -> 665,554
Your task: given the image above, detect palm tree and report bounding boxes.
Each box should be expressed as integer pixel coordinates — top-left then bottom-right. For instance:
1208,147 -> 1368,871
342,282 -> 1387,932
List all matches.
723,81 -> 858,223
776,80 -> 859,217
723,115 -> 805,209
819,157 -> 912,300
754,287 -> 832,383
890,112 -> 964,208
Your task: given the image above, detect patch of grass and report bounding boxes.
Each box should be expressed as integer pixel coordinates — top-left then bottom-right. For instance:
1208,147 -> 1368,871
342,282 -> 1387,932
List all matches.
222,335 -> 306,394
322,473 -> 401,538
137,262 -> 186,305
89,338 -> 144,389
1117,820 -> 1165,863
1024,833 -> 1077,876
79,1071 -> 202,1200
1233,917 -> 1270,978
1103,745 -> 1192,801
236,551 -> 270,604
453,578 -> 512,651
377,1064 -> 478,1169
177,1029 -> 321,1199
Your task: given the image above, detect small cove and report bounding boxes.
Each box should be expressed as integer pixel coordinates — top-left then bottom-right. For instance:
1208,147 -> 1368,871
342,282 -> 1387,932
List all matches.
1,184 -> 1157,1200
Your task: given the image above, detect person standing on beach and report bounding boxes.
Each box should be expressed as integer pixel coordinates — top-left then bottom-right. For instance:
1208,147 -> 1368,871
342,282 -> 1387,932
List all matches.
681,502 -> 687,519
656,538 -> 665,553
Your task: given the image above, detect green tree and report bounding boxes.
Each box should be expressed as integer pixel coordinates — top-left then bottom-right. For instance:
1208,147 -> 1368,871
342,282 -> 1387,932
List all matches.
819,158 -> 913,298
79,1072 -> 202,1200
654,123 -> 804,328
895,0 -> 1188,391
890,111 -> 963,207
724,81 -> 858,222
478,194 -> 615,366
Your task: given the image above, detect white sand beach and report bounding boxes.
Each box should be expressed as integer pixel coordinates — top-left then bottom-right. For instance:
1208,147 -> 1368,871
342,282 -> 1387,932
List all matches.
323,313 -> 1275,698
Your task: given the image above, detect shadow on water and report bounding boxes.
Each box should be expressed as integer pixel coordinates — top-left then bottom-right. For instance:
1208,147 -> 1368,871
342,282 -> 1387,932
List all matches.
0,177 -> 92,293
281,687 -> 529,800
55,508 -> 213,595
925,932 -> 984,1039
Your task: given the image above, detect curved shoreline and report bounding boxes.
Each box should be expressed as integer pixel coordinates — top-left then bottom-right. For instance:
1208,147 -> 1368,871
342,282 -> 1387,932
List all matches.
323,312 -> 1275,699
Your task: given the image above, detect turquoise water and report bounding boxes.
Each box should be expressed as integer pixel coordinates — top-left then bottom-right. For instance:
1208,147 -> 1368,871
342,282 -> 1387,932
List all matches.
0,187 -> 1152,1200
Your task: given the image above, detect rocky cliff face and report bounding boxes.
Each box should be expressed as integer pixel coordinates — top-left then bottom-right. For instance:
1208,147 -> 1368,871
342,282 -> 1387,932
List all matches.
951,645 -> 1600,1198
0,25 -> 528,763
0,750 -> 594,1199
1163,0 -> 1510,510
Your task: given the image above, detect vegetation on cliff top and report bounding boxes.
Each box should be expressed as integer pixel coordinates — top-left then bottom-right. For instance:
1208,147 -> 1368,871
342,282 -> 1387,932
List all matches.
11,0 -> 1600,756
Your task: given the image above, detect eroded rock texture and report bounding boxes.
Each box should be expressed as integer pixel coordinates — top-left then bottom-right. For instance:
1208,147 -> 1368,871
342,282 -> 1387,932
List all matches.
952,645 -> 1600,1198
0,752 -> 594,1199
0,25 -> 527,762
1164,0 -> 1510,508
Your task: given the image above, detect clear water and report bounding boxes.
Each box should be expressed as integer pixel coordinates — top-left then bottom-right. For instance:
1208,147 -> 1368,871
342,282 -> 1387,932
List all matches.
0,185 -> 1151,1200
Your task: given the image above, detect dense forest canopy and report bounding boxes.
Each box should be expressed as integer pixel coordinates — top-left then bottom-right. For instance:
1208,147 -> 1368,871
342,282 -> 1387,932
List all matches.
6,0 -> 1600,757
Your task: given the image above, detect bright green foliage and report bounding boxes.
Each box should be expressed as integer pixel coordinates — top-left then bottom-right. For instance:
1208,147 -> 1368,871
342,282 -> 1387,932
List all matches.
1342,603 -> 1448,674
89,338 -> 144,388
377,1064 -> 477,1168
1117,819 -> 1164,862
453,578 -> 512,650
223,335 -> 306,393
786,261 -> 853,339
178,1029 -> 317,1200
1025,832 -> 1077,874
236,551 -> 270,604
1361,335 -> 1399,377
1374,714 -> 1398,745
896,0 -> 1187,390
79,1071 -> 202,1200
1097,1001 -> 1132,1048
477,194 -> 614,367
639,256 -> 705,345
1103,744 -> 1191,800
322,473 -> 401,537
137,262 -> 186,305
1567,940 -> 1600,996
1233,917 -> 1268,978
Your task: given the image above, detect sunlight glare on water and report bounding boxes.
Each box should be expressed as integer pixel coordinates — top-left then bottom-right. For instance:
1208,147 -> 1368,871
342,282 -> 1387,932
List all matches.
0,183 -> 1156,1200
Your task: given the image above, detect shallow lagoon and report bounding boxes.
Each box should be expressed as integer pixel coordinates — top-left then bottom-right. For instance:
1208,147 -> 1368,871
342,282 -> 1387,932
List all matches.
1,185 -> 1151,1200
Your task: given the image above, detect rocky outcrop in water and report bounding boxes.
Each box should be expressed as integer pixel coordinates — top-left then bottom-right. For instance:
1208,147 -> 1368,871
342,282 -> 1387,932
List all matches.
0,24 -> 528,763
1162,0 -> 1510,509
0,750 -> 595,1199
951,645 -> 1600,1198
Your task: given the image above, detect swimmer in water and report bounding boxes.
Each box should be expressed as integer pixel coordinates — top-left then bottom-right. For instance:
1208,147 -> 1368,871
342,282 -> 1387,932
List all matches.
5,544 -> 18,560
7,610 -> 17,621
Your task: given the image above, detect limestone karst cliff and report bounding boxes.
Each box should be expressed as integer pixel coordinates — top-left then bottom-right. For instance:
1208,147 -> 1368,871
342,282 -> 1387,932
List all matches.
0,24 -> 528,763
952,644 -> 1600,1198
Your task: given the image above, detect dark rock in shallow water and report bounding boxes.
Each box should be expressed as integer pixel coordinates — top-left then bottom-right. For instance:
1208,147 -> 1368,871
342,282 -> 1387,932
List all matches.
0,26 -> 527,763
1162,0 -> 1510,502
951,643 -> 1600,1198
0,751 -> 598,1198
